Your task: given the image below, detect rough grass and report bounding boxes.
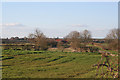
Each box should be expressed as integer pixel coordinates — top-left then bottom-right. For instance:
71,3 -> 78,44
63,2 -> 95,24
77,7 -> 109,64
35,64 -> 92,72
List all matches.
2,50 -> 118,78
2,50 -> 101,78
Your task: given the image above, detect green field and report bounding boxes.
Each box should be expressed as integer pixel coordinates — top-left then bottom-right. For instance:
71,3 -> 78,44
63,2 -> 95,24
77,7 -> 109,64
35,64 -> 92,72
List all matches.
1,50 -> 118,78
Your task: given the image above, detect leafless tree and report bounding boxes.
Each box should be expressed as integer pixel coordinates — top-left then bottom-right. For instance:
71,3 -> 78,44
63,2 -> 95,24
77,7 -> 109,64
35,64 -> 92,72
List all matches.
65,31 -> 81,41
65,31 -> 82,51
106,28 -> 118,39
105,28 -> 119,50
81,29 -> 92,45
28,28 -> 48,50
65,30 -> 92,51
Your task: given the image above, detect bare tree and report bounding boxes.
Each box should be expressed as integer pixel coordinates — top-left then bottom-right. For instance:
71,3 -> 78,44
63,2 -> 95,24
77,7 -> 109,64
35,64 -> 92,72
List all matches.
65,30 -> 92,52
106,28 -> 118,39
65,31 -> 81,41
105,28 -> 119,50
65,31 -> 82,51
82,30 -> 91,39
28,28 -> 48,50
81,29 -> 92,45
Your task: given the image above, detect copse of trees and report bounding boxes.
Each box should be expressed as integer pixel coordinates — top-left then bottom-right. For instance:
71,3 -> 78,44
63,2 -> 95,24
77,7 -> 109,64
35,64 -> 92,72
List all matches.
27,29 -> 92,51
65,30 -> 92,51
4,28 -> 118,52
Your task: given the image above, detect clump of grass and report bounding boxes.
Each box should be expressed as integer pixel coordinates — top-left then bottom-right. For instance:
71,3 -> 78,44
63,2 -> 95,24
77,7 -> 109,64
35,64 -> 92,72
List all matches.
2,49 -> 46,55
2,56 -> 14,60
38,69 -> 46,71
60,57 -> 76,63
32,57 -> 46,61
47,56 -> 66,62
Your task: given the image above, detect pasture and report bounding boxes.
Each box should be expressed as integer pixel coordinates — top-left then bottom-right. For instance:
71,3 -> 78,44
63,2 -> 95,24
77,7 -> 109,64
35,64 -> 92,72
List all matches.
2,49 -> 118,78
2,50 -> 103,78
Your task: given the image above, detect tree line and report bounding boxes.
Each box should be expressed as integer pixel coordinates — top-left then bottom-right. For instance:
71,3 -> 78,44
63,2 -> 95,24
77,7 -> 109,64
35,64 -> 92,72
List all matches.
27,28 -> 119,51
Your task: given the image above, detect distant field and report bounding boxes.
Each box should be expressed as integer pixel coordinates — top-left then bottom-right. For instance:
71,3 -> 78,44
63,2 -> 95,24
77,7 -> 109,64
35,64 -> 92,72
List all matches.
2,50 -> 118,78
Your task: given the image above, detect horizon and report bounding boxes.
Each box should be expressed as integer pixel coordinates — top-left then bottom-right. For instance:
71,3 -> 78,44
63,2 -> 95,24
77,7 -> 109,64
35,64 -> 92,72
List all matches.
0,34 -> 108,39
1,2 -> 118,38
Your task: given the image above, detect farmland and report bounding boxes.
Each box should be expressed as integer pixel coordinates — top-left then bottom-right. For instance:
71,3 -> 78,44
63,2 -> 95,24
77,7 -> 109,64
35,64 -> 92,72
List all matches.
1,28 -> 119,78
2,50 -> 101,78
2,49 -> 118,78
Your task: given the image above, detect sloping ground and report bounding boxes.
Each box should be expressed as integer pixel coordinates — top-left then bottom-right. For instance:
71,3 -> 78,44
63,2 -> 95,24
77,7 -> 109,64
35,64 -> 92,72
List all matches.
2,51 -> 102,78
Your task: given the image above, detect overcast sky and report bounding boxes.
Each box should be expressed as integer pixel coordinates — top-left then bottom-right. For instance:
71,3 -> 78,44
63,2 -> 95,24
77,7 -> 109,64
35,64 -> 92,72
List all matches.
1,2 -> 118,38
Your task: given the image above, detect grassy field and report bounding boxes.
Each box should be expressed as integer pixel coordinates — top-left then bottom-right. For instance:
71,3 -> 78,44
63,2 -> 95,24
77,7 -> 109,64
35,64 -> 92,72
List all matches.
2,50 -> 101,78
2,49 -> 118,78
